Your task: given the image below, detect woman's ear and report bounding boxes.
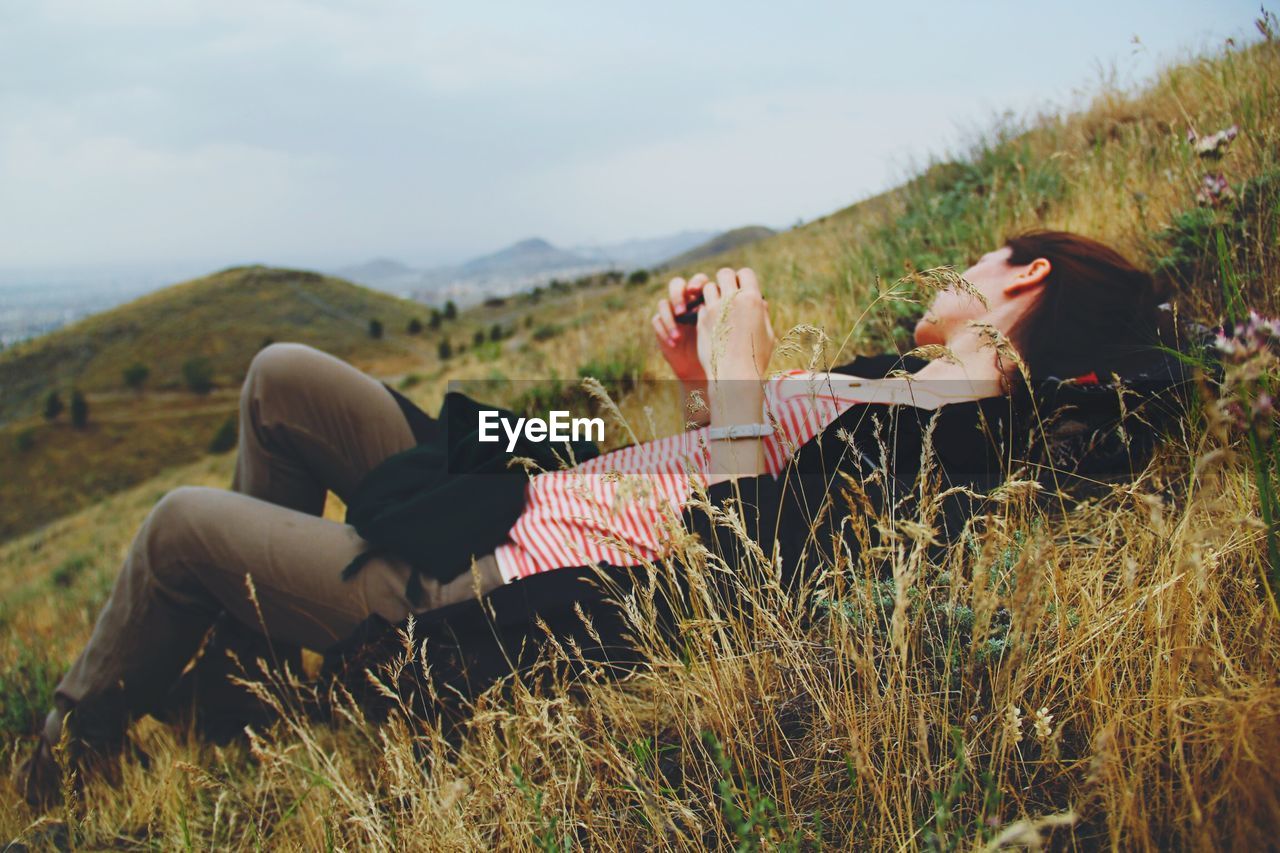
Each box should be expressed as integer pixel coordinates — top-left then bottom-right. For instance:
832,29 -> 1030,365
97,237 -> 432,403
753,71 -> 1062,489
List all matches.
1004,257 -> 1051,297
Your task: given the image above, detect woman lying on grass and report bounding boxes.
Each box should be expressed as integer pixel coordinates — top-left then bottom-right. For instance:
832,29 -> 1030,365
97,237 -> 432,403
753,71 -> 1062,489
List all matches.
17,230 -> 1174,808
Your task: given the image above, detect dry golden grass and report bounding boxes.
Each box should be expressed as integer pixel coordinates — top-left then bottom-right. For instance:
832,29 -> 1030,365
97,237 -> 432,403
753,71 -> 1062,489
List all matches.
2,28 -> 1278,851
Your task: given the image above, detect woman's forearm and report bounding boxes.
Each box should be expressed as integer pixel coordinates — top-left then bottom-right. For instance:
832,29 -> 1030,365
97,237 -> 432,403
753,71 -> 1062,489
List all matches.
705,380 -> 767,485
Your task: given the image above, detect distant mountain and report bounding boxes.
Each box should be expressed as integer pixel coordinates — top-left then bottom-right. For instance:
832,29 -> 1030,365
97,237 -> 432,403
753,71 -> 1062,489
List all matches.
455,238 -> 592,278
657,226 -> 777,270
333,257 -> 420,291
409,238 -> 605,306
334,230 -> 724,308
572,231 -> 716,268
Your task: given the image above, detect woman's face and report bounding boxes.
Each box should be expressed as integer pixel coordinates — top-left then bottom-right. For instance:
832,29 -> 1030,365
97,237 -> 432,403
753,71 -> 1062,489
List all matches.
913,245 -> 1044,346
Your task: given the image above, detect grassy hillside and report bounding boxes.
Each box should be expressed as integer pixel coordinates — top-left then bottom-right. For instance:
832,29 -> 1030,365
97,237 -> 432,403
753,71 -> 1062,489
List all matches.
2,27 -> 1279,850
657,225 -> 777,270
0,267 -> 443,540
0,265 -> 435,425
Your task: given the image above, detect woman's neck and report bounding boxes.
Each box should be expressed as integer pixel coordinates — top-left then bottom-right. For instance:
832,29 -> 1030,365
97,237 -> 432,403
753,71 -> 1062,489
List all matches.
907,326 -> 1011,392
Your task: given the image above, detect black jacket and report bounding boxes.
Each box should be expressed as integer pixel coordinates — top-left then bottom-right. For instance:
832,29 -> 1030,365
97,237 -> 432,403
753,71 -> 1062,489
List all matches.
340,390 -> 598,605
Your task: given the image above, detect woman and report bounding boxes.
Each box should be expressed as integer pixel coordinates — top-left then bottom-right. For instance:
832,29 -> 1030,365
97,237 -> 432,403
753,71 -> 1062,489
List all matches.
17,231 -> 1164,807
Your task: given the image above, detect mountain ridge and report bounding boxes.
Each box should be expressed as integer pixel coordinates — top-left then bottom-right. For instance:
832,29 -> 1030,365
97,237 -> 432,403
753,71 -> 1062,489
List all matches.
334,230 -> 720,303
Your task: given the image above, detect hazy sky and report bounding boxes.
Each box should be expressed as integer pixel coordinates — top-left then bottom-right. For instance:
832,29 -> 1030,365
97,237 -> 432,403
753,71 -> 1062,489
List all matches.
0,1 -> 1261,272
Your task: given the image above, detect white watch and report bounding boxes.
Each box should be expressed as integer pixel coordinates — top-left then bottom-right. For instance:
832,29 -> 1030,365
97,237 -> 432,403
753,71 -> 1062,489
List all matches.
707,422 -> 774,441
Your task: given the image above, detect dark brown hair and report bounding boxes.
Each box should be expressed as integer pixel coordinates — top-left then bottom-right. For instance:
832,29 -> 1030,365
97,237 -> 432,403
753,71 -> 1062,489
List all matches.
1003,230 -> 1162,380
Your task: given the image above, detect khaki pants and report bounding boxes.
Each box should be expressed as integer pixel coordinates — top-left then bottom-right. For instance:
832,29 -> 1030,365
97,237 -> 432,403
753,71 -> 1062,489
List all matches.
54,342 -> 504,741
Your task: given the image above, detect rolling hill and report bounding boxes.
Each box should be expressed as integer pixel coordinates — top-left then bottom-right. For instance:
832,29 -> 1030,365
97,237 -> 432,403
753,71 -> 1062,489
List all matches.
657,225 -> 777,271
0,266 -> 433,427
0,266 -> 444,540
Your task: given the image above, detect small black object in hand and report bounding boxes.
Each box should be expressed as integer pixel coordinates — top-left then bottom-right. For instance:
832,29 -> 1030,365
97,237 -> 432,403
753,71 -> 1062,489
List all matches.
674,293 -> 705,325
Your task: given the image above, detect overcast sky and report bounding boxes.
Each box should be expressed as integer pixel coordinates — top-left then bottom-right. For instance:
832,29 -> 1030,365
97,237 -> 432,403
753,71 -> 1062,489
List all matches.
0,0 -> 1260,273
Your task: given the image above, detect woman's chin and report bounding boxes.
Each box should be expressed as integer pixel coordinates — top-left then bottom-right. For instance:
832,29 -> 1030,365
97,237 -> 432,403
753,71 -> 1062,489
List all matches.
913,319 -> 943,347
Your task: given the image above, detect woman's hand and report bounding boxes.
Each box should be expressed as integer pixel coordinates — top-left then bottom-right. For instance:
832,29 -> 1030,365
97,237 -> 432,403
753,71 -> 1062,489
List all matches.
696,267 -> 775,382
652,273 -> 710,385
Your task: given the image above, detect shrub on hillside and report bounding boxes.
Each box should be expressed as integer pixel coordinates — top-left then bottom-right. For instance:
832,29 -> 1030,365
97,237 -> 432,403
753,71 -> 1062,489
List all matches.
123,362 -> 150,393
182,357 -> 215,395
532,323 -> 562,342
443,300 -> 458,321
50,554 -> 91,588
438,339 -> 453,360
627,269 -> 650,286
428,310 -> 442,330
208,414 -> 237,454
506,347 -> 645,420
13,428 -> 35,453
407,317 -> 423,335
1151,170 -> 1280,317
69,389 -> 88,429
577,350 -> 641,393
42,391 -> 63,421
369,318 -> 384,339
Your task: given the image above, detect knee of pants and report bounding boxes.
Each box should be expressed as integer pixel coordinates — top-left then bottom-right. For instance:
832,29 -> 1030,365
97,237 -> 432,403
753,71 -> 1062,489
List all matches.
241,341 -> 325,422
142,485 -> 222,589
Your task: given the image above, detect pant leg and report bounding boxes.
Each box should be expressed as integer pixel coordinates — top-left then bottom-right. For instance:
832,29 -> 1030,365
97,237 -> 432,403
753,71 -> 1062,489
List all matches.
210,341 -> 425,697
146,341 -> 425,731
53,342 -> 498,743
231,341 -> 420,514
54,485 -> 505,742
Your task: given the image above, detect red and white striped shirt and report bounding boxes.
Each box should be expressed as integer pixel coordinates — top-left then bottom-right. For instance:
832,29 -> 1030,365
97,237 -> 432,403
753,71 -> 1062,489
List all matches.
492,371 -> 881,582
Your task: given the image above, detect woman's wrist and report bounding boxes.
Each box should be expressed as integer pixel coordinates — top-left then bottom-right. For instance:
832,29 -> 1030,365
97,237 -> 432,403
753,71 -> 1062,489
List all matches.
705,380 -> 767,484
707,369 -> 765,425
709,393 -> 763,426
681,379 -> 711,427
